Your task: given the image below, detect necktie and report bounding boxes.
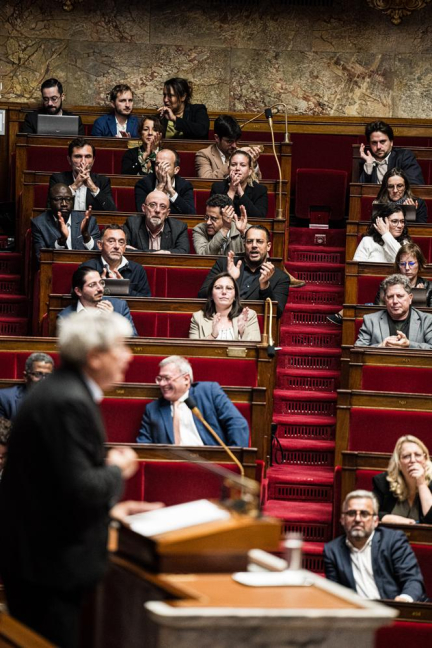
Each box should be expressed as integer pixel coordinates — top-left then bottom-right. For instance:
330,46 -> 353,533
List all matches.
173,400 -> 181,445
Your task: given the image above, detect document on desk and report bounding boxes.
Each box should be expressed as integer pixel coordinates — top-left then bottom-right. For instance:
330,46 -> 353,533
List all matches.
126,499 -> 231,538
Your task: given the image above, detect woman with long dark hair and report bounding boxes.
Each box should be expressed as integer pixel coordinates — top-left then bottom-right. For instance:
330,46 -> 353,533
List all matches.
353,203 -> 410,263
158,77 -> 209,139
375,167 -> 427,223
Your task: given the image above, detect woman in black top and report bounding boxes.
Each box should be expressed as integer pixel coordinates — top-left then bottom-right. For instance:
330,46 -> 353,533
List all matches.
121,115 -> 163,175
374,167 -> 428,223
211,150 -> 268,218
158,77 -> 209,140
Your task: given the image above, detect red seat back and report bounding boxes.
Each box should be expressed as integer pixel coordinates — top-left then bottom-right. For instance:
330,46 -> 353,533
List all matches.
349,409 -> 432,452
295,168 -> 348,221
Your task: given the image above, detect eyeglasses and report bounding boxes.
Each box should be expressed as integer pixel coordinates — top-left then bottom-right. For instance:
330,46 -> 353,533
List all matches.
42,96 -> 61,104
205,215 -> 220,224
389,219 -> 405,226
401,452 -> 425,462
27,371 -> 50,380
145,202 -> 169,212
398,261 -> 417,268
342,510 -> 375,520
86,280 -> 106,289
214,285 -> 235,291
51,196 -> 74,204
155,372 -> 187,385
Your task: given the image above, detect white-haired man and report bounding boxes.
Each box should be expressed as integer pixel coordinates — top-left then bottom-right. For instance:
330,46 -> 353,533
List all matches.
0,310 -> 158,648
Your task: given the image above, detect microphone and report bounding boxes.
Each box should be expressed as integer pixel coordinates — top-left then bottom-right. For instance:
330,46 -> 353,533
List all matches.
185,396 -> 245,478
265,107 -> 279,118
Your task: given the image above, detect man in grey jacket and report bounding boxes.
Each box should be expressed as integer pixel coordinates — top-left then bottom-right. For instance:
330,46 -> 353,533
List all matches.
193,194 -> 249,255
355,274 -> 432,349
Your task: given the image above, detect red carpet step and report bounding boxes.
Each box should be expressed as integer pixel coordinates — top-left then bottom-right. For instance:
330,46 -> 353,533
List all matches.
287,284 -> 343,306
267,465 -> 334,502
282,303 -> 344,328
273,389 -> 337,418
289,245 -> 345,264
0,275 -> 21,294
0,253 -> 22,275
280,324 -> 342,347
0,295 -> 29,317
277,346 -> 341,372
272,437 -> 335,467
285,261 -> 345,286
277,367 -> 340,392
288,228 -> 346,248
263,500 -> 333,542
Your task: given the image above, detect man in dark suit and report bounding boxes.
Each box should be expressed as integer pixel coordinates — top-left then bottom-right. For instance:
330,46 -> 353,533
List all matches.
124,190 -> 189,254
137,355 -> 249,446
0,309 -> 147,647
21,78 -> 85,135
80,224 -> 151,296
0,418 -> 11,481
49,137 -> 117,212
324,490 -> 427,601
0,352 -> 53,420
91,84 -> 139,138
359,121 -> 424,185
135,149 -> 195,214
31,183 -> 101,261
198,225 -> 290,319
355,274 -> 432,349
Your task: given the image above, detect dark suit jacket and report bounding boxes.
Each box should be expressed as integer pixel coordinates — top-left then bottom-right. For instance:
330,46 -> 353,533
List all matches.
123,215 -> 189,254
121,146 -> 156,176
135,174 -> 196,214
0,366 -> 123,590
49,171 -> 117,212
80,257 -> 151,297
323,527 -> 427,601
198,256 -> 290,319
359,148 -> 425,185
137,381 -> 249,446
31,209 -> 100,261
91,113 -> 139,138
57,297 -> 138,337
21,109 -> 85,135
161,103 -> 209,140
0,385 -> 26,421
373,472 -> 432,524
210,179 -> 268,218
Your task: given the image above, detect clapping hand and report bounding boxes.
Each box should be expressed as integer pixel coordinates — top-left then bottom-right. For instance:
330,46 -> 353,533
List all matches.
259,261 -> 275,290
80,206 -> 93,243
237,307 -> 250,338
227,250 -> 242,280
234,205 -> 248,236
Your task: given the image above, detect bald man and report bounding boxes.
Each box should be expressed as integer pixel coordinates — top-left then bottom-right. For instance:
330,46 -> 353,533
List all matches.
124,189 -> 189,253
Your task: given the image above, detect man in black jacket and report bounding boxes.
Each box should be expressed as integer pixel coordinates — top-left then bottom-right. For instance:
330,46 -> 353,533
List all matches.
135,149 -> 195,214
125,190 -> 189,254
22,78 -> 85,135
359,121 -> 424,185
49,137 -> 117,212
80,224 -> 151,296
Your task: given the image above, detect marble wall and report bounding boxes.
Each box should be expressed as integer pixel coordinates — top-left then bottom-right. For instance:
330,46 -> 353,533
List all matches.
1,0 -> 432,117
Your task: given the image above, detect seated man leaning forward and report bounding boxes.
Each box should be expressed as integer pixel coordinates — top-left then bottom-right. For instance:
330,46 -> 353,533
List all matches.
22,77 -> 84,135
124,190 -> 189,254
198,225 -> 289,319
135,149 -> 195,215
57,267 -> 138,336
48,137 -> 117,212
324,489 -> 427,602
79,224 -> 151,297
137,355 -> 249,446
0,353 -> 53,421
31,183 -> 100,261
192,194 -> 249,255
355,274 -> 432,349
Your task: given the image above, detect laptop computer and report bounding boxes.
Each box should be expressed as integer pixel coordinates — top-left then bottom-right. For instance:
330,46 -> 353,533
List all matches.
411,288 -> 428,307
372,203 -> 416,222
103,278 -> 130,296
37,114 -> 80,136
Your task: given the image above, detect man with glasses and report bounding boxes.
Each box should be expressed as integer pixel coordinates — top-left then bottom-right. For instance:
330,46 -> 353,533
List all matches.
137,355 -> 249,446
323,489 -> 427,601
31,184 -> 100,261
0,353 -> 53,421
22,78 -> 85,135
57,267 -> 137,336
135,149 -> 196,215
355,273 -> 432,349
124,190 -> 189,253
192,194 -> 249,255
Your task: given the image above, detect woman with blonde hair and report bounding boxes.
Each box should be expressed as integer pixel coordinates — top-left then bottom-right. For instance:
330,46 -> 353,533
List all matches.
373,435 -> 432,524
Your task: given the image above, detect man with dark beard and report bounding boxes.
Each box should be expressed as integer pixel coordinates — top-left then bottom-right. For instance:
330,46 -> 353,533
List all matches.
22,78 -> 85,135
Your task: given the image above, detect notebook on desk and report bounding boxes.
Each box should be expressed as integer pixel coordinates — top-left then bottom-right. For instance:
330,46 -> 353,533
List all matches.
37,114 -> 80,135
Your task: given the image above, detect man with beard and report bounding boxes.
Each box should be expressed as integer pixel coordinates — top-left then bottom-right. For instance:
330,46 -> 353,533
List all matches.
92,84 -> 139,138
193,194 -> 249,255
80,224 -> 151,297
31,183 -> 100,261
22,78 -> 85,135
48,138 -> 117,212
57,267 -> 138,336
198,225 -> 289,319
323,490 -> 427,602
124,189 -> 189,254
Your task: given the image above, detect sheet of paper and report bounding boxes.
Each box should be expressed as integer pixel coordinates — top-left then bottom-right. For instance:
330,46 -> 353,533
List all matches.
127,499 -> 231,537
233,570 -> 313,587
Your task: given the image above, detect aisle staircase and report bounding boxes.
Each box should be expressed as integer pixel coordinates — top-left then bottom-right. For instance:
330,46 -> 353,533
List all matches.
0,237 -> 29,336
263,228 -> 346,571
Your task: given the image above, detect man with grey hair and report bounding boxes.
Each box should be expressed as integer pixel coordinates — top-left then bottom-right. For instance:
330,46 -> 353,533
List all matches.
355,273 -> 432,349
0,352 -> 54,420
323,489 -> 427,602
137,355 -> 249,446
0,310 -> 156,648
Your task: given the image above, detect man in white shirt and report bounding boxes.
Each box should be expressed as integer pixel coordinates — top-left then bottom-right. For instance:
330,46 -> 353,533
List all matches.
323,490 -> 427,602
91,84 -> 139,138
137,355 -> 249,446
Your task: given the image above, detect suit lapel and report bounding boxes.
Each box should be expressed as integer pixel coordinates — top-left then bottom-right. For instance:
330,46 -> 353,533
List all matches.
70,212 -> 82,248
379,311 -> 390,341
108,115 -> 117,137
408,308 -> 421,342
340,541 -> 357,591
138,218 -> 150,250
160,399 -> 175,443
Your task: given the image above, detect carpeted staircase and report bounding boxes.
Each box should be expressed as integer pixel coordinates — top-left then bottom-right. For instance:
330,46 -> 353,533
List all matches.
263,227 -> 346,571
0,237 -> 29,335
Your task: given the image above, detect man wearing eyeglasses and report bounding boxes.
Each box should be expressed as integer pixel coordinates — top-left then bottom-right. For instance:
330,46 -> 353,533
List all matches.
31,183 -> 101,262
323,489 -> 427,602
124,190 -> 189,253
136,355 -> 249,446
192,194 -> 249,255
355,273 -> 432,349
21,78 -> 85,135
0,353 -> 53,421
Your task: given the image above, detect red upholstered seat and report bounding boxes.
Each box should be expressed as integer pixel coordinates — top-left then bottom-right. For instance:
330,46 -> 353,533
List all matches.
295,168 -> 348,223
362,365 -> 432,395
357,276 -> 384,304
375,621 -> 432,647
27,147 -> 66,173
0,351 -> 60,378
411,544 -> 432,598
360,196 -> 375,221
132,312 -> 192,338
349,409 -> 432,453
121,464 -> 144,501
111,187 -> 136,212
34,184 -> 47,208
101,398 -> 151,443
